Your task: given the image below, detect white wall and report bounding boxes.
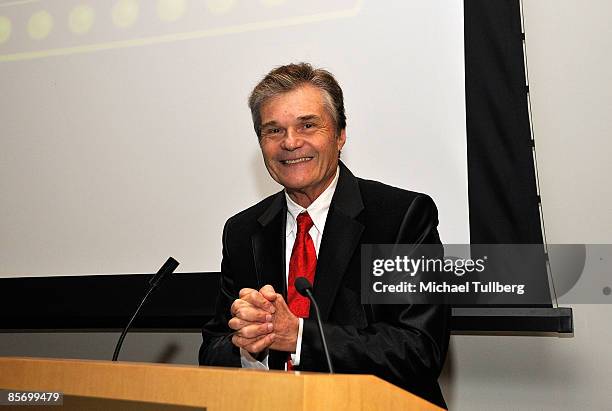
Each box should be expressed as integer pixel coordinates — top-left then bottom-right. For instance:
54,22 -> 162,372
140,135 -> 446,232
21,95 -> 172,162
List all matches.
440,1 -> 612,409
0,0 -> 468,277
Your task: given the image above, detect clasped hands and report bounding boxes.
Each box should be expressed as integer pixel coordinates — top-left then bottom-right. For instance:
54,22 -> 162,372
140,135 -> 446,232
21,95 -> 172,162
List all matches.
228,285 -> 299,355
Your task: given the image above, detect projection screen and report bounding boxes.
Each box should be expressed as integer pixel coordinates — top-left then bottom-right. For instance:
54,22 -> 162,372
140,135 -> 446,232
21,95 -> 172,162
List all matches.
0,0 -> 468,277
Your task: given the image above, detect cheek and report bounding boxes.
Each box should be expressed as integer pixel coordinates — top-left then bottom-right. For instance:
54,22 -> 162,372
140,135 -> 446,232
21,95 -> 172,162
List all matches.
320,144 -> 339,162
260,144 -> 275,161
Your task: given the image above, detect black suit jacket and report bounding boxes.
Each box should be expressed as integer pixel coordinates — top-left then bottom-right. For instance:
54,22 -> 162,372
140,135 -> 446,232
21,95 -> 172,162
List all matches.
199,163 -> 450,409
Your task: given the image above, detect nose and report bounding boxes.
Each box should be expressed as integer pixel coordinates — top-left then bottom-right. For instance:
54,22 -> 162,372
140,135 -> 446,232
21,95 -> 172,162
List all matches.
280,128 -> 303,151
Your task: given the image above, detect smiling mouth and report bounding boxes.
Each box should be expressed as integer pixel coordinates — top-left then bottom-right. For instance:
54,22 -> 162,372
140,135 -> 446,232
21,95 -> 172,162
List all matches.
281,157 -> 313,165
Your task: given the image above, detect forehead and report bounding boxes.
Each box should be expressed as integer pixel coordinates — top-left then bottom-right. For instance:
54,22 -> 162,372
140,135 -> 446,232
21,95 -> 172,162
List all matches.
260,84 -> 328,122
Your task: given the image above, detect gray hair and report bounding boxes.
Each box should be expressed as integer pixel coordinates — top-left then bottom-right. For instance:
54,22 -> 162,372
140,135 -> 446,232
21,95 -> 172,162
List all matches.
248,62 -> 347,139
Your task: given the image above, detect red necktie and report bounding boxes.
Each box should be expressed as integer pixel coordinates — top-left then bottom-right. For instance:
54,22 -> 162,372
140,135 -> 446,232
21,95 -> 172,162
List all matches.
286,212 -> 317,370
287,212 -> 317,317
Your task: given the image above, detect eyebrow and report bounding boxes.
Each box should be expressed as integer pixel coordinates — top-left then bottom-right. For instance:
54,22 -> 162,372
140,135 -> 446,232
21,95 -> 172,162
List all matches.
260,114 -> 322,130
297,114 -> 322,122
260,120 -> 280,130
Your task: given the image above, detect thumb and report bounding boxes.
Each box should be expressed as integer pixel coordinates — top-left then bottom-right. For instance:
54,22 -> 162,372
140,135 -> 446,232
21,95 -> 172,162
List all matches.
273,293 -> 287,308
259,284 -> 277,302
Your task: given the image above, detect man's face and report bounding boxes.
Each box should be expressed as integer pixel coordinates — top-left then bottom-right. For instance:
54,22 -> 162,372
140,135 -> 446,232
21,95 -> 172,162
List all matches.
258,84 -> 346,206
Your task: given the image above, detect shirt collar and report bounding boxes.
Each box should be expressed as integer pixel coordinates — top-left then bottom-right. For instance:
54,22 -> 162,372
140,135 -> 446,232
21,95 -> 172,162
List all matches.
285,166 -> 340,237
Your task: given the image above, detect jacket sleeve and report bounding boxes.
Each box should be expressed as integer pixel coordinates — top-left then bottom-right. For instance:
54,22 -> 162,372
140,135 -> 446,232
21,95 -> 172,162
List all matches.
298,195 -> 450,407
198,219 -> 241,367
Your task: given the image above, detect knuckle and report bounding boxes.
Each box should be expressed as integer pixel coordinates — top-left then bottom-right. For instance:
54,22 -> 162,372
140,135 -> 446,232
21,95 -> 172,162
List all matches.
228,318 -> 240,330
231,299 -> 242,312
251,326 -> 263,338
242,307 -> 250,316
248,340 -> 261,352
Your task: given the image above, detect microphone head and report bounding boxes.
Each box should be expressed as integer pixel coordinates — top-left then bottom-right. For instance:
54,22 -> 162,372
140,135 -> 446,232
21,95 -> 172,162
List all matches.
149,257 -> 179,287
294,277 -> 312,297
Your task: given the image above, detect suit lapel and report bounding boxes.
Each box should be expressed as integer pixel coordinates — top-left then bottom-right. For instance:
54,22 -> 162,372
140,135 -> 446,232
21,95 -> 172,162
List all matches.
252,192 -> 287,297
312,163 -> 365,320
252,192 -> 287,370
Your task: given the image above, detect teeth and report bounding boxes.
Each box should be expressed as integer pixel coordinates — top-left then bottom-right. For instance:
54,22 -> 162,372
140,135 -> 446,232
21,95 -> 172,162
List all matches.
283,157 -> 312,164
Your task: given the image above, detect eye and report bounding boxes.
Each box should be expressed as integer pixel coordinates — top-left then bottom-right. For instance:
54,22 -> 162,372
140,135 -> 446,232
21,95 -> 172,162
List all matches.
303,123 -> 315,130
263,127 -> 281,136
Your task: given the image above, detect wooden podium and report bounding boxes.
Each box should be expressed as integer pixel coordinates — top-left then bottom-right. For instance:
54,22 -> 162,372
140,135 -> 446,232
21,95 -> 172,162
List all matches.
0,357 -> 441,410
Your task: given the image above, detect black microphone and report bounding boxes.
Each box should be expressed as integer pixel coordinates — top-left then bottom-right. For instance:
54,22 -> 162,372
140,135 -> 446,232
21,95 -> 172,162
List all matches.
295,277 -> 334,373
112,257 -> 179,361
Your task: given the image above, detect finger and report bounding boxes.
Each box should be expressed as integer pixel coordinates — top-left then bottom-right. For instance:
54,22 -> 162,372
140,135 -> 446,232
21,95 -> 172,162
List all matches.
235,322 -> 273,339
259,284 -> 278,302
231,333 -> 266,349
232,334 -> 258,349
228,317 -> 253,331
273,293 -> 286,307
242,290 -> 275,313
230,298 -> 247,316
234,305 -> 273,323
244,333 -> 276,354
239,288 -> 257,299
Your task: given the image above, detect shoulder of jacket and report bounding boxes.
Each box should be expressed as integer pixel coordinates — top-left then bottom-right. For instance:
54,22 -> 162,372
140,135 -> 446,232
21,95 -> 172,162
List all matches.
225,191 -> 282,228
357,177 -> 436,207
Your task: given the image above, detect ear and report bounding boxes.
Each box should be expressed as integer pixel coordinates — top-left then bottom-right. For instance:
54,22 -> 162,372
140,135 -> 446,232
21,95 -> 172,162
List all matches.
337,129 -> 347,151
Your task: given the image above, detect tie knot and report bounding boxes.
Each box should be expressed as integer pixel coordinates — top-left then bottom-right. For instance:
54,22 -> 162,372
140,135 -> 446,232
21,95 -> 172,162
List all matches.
296,212 -> 314,234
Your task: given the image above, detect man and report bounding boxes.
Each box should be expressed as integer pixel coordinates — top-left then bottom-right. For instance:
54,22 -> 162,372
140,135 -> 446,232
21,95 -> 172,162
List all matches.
199,63 -> 450,408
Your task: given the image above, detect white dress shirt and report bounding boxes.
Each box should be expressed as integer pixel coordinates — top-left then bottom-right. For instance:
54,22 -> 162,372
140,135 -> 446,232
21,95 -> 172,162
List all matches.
240,167 -> 340,369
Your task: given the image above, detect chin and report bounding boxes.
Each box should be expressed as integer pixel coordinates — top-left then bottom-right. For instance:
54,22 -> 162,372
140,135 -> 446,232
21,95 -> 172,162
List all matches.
280,181 -> 310,192
276,174 -> 312,189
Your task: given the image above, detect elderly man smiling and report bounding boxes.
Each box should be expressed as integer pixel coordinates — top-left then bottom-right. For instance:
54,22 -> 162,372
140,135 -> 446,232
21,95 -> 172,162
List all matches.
199,63 -> 450,409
